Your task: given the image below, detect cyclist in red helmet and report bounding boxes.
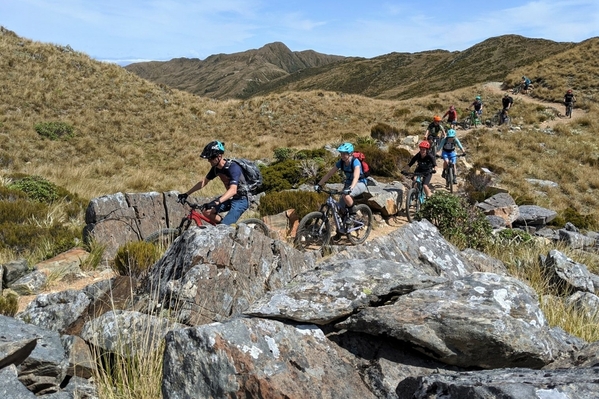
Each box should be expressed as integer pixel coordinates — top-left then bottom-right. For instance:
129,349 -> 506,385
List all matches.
405,141 -> 437,198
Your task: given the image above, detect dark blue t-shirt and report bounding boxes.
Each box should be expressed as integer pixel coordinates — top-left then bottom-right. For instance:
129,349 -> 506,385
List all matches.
336,157 -> 366,185
206,160 -> 246,197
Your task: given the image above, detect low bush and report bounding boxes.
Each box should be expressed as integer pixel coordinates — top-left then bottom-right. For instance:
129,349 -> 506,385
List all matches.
7,175 -> 60,203
258,191 -> 327,220
370,122 -> 400,142
113,241 -> 161,278
273,147 -> 295,162
0,291 -> 19,316
34,121 -> 74,140
549,207 -> 597,230
418,191 -> 492,250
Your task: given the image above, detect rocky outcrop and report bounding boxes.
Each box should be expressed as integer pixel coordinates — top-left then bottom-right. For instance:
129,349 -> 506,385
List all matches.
4,219 -> 599,398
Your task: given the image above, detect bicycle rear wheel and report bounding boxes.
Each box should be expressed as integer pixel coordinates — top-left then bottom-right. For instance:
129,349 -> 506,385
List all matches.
295,212 -> 331,251
238,218 -> 271,238
406,188 -> 420,223
347,204 -> 373,245
145,228 -> 180,249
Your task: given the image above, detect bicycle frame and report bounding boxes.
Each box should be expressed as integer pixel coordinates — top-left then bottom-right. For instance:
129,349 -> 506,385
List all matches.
179,201 -> 215,230
319,191 -> 364,234
413,175 -> 426,204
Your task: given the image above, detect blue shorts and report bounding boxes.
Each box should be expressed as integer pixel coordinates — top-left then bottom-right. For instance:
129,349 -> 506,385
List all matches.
215,196 -> 249,225
441,150 -> 457,164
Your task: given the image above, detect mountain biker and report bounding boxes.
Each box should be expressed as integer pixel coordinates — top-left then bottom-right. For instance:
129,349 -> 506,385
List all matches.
315,142 -> 367,227
442,105 -> 458,127
470,96 -> 484,120
177,140 -> 249,225
405,141 -> 436,198
425,115 -> 446,150
564,89 -> 576,115
521,76 -> 532,92
501,93 -> 514,124
436,129 -> 465,185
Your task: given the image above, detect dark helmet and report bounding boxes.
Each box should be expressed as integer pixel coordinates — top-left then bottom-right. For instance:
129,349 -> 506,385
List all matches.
201,140 -> 225,159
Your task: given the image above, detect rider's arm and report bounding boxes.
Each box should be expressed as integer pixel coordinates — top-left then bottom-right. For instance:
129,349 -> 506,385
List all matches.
217,183 -> 238,204
349,162 -> 361,190
436,138 -> 445,153
317,165 -> 339,186
185,177 -> 210,196
455,138 -> 465,153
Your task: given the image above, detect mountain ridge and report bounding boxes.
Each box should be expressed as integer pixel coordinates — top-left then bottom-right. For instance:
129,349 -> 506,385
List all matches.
126,35 -> 575,100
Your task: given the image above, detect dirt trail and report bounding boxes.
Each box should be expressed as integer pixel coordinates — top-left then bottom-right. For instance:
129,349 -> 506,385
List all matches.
482,82 -> 585,128
368,82 -> 587,239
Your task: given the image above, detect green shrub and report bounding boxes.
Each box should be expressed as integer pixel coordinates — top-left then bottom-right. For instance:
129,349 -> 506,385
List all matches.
0,291 -> 19,316
34,121 -> 74,140
273,147 -> 295,162
258,191 -> 327,220
493,229 -> 534,245
295,148 -> 328,160
113,241 -> 161,278
357,144 -> 409,177
549,207 -> 597,230
370,123 -> 400,142
7,175 -> 59,203
418,191 -> 492,250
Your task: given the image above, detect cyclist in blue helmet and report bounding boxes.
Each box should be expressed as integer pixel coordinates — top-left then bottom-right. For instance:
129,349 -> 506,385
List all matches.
315,142 -> 368,235
177,140 -> 249,225
436,129 -> 465,185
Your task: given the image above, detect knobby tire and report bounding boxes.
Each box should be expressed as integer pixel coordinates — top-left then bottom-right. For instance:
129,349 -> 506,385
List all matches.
347,204 -> 373,245
145,228 -> 180,249
295,211 -> 331,251
446,167 -> 454,193
406,188 -> 420,223
238,218 -> 271,237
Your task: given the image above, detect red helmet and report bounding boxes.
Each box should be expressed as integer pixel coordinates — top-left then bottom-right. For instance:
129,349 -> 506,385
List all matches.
567,89 -> 573,93
433,115 -> 442,122
419,141 -> 430,149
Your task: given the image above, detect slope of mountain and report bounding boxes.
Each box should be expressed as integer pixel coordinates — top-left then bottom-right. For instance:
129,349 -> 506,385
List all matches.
242,35 -> 576,100
126,35 -> 574,100
125,42 -> 348,99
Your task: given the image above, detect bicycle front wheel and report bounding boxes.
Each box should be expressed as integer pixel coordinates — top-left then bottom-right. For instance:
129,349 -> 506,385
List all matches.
238,218 -> 271,238
295,212 -> 330,251
446,167 -> 454,193
406,188 -> 420,223
145,228 -> 180,249
347,204 -> 373,245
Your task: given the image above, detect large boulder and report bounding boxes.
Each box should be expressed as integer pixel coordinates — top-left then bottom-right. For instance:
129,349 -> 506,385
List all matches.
476,192 -> 519,227
142,224 -> 315,325
336,272 -> 576,369
162,318 -> 378,399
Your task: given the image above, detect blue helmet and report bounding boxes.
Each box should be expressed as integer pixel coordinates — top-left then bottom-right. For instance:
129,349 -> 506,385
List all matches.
337,142 -> 354,153
475,95 -> 481,100
201,140 -> 225,159
447,129 -> 456,138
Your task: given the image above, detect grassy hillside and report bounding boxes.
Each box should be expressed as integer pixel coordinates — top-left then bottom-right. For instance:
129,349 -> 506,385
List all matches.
1,25 -> 598,223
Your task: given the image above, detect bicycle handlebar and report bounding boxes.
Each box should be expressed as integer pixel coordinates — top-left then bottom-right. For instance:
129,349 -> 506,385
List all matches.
178,198 -> 214,211
316,187 -> 341,195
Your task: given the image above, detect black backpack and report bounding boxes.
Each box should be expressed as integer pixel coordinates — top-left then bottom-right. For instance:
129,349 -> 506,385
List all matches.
229,159 -> 263,195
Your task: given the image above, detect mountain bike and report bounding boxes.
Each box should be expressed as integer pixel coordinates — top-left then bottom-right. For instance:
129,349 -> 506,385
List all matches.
145,198 -> 270,247
426,135 -> 441,156
402,171 -> 429,223
294,187 -> 373,251
490,109 -> 510,127
437,154 -> 465,193
565,101 -> 575,118
512,83 -> 534,95
461,110 -> 481,129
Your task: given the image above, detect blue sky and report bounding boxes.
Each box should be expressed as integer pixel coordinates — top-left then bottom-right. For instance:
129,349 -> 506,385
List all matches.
2,0 -> 598,65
